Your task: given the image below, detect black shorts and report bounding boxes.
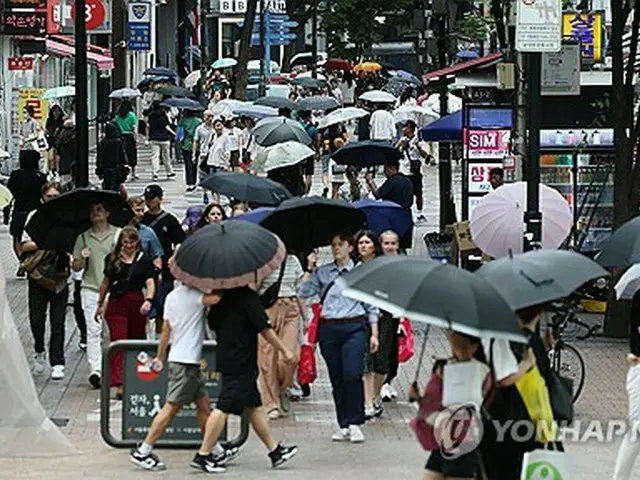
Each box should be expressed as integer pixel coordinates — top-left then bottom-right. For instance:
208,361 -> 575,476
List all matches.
10,210 -> 29,240
425,450 -> 480,477
216,373 -> 262,415
304,155 -> 315,176
410,172 -> 423,198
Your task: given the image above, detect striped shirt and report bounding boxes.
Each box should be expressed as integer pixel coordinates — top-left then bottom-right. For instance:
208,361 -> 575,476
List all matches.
259,254 -> 304,298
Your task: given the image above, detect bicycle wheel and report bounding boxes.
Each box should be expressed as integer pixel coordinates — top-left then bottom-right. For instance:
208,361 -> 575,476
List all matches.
548,343 -> 586,403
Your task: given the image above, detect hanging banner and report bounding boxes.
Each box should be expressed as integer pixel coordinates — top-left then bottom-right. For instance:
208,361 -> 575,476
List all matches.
17,88 -> 48,126
562,11 -> 603,62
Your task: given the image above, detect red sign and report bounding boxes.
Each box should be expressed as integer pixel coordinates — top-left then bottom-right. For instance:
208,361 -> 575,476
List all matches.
464,129 -> 511,159
70,0 -> 106,30
1,9 -> 47,35
47,0 -> 108,33
8,57 -> 34,71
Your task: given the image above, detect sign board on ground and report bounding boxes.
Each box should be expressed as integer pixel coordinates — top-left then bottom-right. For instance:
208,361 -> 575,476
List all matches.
541,42 -> 580,96
122,344 -> 222,441
516,0 -> 562,52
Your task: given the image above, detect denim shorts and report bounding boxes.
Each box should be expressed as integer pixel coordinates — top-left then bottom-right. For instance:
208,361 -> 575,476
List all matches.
321,155 -> 330,174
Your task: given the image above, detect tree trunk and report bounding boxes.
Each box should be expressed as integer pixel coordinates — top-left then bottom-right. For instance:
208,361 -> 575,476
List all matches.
234,0 -> 259,100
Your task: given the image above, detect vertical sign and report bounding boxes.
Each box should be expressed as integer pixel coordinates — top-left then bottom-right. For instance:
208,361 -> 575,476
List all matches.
516,0 -> 562,52
128,1 -> 151,51
17,88 -> 48,126
562,11 -> 603,62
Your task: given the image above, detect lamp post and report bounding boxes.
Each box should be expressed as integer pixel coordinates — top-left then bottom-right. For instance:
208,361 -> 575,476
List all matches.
75,0 -> 89,188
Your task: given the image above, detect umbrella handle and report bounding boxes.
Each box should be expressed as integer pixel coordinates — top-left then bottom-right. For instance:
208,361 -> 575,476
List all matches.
413,324 -> 431,385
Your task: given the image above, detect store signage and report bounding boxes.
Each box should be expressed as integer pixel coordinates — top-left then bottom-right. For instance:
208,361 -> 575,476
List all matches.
47,0 -> 111,34
8,57 -> 34,71
128,1 -> 151,51
541,43 -> 581,96
219,0 -> 286,14
516,0 -> 562,52
468,107 -> 513,129
3,0 -> 46,7
1,9 -> 47,35
540,128 -> 613,148
467,162 -> 503,193
18,88 -> 48,125
465,130 -> 511,159
562,11 -> 603,62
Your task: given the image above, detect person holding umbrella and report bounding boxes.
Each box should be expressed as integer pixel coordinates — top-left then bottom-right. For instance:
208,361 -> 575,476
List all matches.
113,100 -> 139,180
298,233 -> 379,443
298,110 -> 319,194
194,203 -> 227,230
396,120 -> 428,222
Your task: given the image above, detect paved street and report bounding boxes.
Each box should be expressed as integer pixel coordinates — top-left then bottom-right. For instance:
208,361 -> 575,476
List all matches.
0,151 -> 634,479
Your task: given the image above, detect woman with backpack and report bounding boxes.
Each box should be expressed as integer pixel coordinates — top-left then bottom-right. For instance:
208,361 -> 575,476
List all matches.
96,122 -> 129,192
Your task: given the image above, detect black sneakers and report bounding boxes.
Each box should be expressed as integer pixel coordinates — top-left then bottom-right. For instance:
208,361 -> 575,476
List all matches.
190,453 -> 227,474
215,446 -> 240,465
268,443 -> 298,468
130,446 -> 166,471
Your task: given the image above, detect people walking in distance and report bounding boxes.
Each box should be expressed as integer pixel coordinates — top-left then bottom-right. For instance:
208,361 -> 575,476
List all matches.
127,196 -> 163,270
177,109 -> 202,192
113,100 -> 139,180
96,122 -> 128,192
147,102 -> 176,181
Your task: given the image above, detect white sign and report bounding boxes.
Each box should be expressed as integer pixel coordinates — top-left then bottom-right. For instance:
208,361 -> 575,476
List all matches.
541,43 -> 580,96
516,0 -> 562,52
219,0 -> 284,14
468,163 -> 502,193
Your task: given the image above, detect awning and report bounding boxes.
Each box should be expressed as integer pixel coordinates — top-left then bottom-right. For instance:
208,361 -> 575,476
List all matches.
45,39 -> 114,71
419,111 -> 462,142
423,52 -> 503,83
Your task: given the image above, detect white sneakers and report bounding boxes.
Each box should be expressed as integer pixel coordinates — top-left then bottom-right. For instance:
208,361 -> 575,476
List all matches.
331,426 -> 365,443
381,383 -> 398,402
33,352 -> 46,375
267,409 -> 281,420
51,365 -> 65,380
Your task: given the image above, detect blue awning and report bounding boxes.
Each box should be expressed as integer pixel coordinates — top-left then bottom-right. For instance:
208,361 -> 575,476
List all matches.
419,110 -> 462,142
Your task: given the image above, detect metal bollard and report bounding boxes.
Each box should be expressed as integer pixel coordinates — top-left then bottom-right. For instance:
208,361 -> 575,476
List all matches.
101,339 -> 250,449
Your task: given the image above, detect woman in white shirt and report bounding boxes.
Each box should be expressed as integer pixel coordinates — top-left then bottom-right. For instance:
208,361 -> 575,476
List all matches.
207,118 -> 231,173
339,72 -> 356,106
225,117 -> 244,172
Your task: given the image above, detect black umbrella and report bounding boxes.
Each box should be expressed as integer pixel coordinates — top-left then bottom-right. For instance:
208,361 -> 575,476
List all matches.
160,97 -> 204,111
25,189 -> 133,252
476,250 -> 609,311
331,140 -> 402,167
292,77 -> 326,89
200,172 -> 292,206
255,96 -> 298,110
261,196 -> 367,253
296,95 -> 339,111
137,76 -> 175,92
337,256 -> 527,343
144,66 -> 177,77
596,217 -> 640,267
170,220 -> 286,291
156,85 -> 196,99
252,117 -> 312,147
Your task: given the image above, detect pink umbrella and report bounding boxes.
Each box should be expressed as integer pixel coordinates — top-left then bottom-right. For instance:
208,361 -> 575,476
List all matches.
470,182 -> 572,259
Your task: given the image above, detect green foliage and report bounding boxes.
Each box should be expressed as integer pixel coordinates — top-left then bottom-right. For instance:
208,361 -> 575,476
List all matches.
454,11 -> 495,41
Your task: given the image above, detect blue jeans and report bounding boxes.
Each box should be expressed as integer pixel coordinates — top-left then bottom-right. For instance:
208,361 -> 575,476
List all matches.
318,320 -> 367,428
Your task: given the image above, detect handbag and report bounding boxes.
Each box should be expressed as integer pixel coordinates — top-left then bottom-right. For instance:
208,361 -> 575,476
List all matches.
398,318 -> 415,363
297,344 -> 317,385
520,444 -> 572,480
260,261 -> 286,309
306,303 -> 321,344
547,369 -> 574,423
409,363 -> 445,451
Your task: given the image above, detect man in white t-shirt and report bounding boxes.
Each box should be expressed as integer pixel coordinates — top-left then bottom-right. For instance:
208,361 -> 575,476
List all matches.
369,105 -> 396,142
130,285 -> 237,472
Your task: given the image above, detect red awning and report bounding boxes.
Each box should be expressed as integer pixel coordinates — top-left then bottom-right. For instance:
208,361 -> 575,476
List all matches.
423,52 -> 503,83
46,39 -> 114,71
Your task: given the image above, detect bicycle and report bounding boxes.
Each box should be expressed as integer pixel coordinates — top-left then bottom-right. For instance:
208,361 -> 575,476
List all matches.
546,299 -> 601,403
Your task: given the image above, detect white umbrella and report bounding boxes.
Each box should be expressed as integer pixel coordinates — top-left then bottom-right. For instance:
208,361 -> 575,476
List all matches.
209,99 -> 245,119
615,265 -> 640,300
247,60 -> 280,72
253,141 -> 315,173
108,88 -> 141,99
41,86 -> 75,100
393,105 -> 439,126
318,107 -> 369,129
359,90 -> 396,104
423,93 -> 462,114
184,70 -> 201,89
470,182 -> 572,259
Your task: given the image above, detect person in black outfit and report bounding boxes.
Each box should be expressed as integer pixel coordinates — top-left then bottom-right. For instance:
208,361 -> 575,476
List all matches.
45,105 -> 65,175
267,164 -> 305,197
55,119 -> 77,183
364,158 -> 414,249
7,150 -> 47,277
96,122 -> 129,192
191,286 -> 298,473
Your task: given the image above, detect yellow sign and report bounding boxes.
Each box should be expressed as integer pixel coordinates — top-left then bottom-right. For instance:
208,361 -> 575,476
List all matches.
562,12 -> 603,62
17,88 -> 48,126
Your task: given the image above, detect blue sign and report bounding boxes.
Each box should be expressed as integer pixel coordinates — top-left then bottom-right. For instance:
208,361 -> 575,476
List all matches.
128,23 -> 151,50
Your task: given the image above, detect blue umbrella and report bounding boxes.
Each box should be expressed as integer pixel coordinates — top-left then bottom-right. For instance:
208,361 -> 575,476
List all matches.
233,104 -> 279,119
137,76 -> 175,92
160,97 -> 204,111
419,110 -> 462,142
212,58 -> 238,69
231,207 -> 275,224
331,140 -> 402,167
353,199 -> 413,237
144,66 -> 177,77
389,70 -> 422,86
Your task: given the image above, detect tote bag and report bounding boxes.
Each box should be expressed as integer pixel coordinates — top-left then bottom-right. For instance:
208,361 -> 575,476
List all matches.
521,448 -> 572,480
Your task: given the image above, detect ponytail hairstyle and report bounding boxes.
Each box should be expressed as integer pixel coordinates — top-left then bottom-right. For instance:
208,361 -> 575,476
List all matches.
107,226 -> 141,276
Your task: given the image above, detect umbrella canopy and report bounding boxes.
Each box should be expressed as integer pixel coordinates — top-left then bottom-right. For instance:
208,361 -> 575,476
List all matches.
324,58 -> 352,71
337,256 -> 526,343
615,264 -> 640,299
137,76 -> 175,92
359,90 -> 397,104
253,141 -> 315,173
170,220 -> 286,291
25,189 -> 133,252
232,104 -> 278,119
231,207 -> 276,224
331,140 -> 402,167
476,250 -> 608,310
353,62 -> 382,73
423,93 -> 463,114
161,97 -> 204,111
252,117 -> 312,147
144,67 -> 177,77
419,110 -> 462,141
353,199 -> 413,238
596,217 -> 640,267
254,96 -> 298,110
261,196 -> 367,253
200,171 -> 292,206
296,95 -> 340,111
470,182 -> 572,259
393,105 -> 439,126
41,86 -> 75,100
318,107 -> 369,129
156,85 -> 196,98
109,88 -> 141,99
292,77 -> 326,89
388,70 -> 422,86
210,99 -> 245,118
184,70 -> 201,89
211,58 -> 238,69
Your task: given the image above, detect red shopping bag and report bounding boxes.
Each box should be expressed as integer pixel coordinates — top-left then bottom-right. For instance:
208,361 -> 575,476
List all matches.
306,303 -> 321,345
297,344 -> 317,385
398,318 -> 415,363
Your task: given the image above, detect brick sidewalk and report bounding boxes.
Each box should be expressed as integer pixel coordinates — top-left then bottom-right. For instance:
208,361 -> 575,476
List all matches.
0,152 -> 632,478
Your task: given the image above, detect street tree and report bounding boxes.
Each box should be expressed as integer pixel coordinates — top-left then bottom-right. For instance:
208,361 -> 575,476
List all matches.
234,0 -> 259,99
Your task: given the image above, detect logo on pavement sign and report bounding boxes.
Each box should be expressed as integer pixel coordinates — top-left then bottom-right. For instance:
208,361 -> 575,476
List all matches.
135,351 -> 160,382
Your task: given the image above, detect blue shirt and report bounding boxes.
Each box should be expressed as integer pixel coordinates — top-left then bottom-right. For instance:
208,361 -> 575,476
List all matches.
138,223 -> 164,261
298,259 -> 378,324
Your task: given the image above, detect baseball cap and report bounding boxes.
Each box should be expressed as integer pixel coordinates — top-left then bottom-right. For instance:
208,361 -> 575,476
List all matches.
143,184 -> 163,199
